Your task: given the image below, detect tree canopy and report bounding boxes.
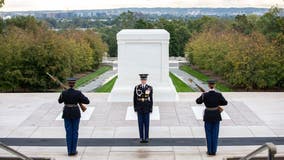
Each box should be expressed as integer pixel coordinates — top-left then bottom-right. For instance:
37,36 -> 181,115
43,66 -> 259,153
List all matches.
0,0 -> 4,8
0,16 -> 107,91
185,7 -> 284,89
0,6 -> 283,91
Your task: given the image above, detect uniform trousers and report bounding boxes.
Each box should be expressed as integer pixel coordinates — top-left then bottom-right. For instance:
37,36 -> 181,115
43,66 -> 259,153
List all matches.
64,118 -> 80,154
204,121 -> 220,154
137,112 -> 150,140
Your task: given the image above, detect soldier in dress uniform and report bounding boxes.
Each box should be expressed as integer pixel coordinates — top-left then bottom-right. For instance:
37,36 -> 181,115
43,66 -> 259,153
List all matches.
196,80 -> 228,156
133,74 -> 153,143
58,77 -> 90,156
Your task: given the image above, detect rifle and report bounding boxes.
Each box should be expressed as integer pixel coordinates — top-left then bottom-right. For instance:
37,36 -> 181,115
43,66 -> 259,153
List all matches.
189,78 -> 224,112
46,72 -> 87,112
188,78 -> 206,92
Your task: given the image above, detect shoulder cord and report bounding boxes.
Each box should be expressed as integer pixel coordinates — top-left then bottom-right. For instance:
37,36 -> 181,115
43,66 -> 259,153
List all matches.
136,85 -> 142,96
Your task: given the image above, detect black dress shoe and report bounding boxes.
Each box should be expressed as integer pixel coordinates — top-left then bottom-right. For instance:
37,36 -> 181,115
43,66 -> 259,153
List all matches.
206,152 -> 216,156
68,151 -> 78,156
144,139 -> 149,143
139,139 -> 144,143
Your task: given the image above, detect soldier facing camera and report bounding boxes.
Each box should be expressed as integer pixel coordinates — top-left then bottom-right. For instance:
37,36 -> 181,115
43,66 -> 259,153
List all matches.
133,74 -> 153,143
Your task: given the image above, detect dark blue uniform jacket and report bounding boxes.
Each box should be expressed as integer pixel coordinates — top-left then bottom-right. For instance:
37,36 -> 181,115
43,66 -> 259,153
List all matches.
196,90 -> 228,122
58,88 -> 90,119
133,84 -> 153,113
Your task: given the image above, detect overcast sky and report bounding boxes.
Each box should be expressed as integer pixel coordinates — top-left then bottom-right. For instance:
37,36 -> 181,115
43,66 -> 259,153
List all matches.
1,0 -> 284,11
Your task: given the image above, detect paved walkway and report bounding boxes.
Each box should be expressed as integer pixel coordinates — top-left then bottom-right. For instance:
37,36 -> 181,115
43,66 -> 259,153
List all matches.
170,68 -> 210,92
0,93 -> 284,159
78,70 -> 117,92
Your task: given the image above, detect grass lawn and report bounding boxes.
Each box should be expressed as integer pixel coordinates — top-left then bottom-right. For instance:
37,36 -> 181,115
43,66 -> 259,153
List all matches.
75,66 -> 112,88
169,72 -> 195,92
95,73 -> 195,93
95,76 -> 117,92
179,65 -> 232,92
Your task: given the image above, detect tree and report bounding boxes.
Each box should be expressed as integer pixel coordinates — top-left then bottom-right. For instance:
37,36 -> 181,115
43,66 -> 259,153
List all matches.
0,0 -> 4,8
185,27 -> 282,89
0,26 -> 28,91
233,14 -> 255,34
0,16 -> 107,91
257,7 -> 284,40
44,18 -> 57,28
187,16 -> 218,33
99,27 -> 118,57
155,19 -> 191,56
273,33 -> 284,87
5,16 -> 44,32
0,17 -> 3,33
113,11 -> 137,29
82,29 -> 108,68
98,11 -> 139,57
134,19 -> 154,29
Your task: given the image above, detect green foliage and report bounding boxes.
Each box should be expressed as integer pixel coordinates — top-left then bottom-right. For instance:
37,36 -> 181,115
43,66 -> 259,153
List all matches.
1,6 -> 283,91
0,0 -> 4,8
0,16 -> 107,91
5,16 -> 44,32
273,33 -> 284,87
185,25 -> 282,89
256,7 -> 284,40
98,12 -> 191,57
95,76 -> 117,92
134,19 -> 154,29
99,27 -> 118,57
114,11 -> 138,29
169,72 -> 194,92
75,66 -> 112,88
0,18 -> 3,33
155,19 -> 191,57
233,14 -> 255,34
187,16 -> 219,33
62,29 -> 107,69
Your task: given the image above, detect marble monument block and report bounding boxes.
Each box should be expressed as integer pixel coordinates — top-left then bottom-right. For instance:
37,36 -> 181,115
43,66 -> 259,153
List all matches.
108,29 -> 178,102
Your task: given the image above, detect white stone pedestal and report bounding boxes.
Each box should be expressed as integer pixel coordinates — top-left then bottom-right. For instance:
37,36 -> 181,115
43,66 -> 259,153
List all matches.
108,29 -> 178,102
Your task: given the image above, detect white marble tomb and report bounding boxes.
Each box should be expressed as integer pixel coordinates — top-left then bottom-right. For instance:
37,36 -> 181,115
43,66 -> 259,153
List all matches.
108,29 -> 178,102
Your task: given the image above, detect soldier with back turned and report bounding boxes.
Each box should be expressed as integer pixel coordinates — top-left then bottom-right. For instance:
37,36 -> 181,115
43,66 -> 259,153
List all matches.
58,77 -> 90,156
196,79 -> 228,156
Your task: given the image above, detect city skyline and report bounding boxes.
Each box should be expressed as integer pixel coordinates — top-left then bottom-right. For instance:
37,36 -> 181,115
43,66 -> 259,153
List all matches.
1,0 -> 284,11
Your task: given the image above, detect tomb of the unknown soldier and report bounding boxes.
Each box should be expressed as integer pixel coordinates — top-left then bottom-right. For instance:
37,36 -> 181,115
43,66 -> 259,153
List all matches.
108,29 -> 178,102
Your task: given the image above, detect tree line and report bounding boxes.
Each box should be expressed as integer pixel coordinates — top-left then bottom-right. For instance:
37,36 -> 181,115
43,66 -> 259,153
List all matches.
96,7 -> 283,89
185,7 -> 284,90
97,11 -> 193,57
1,5 -> 283,90
0,16 -> 107,91
87,8 -> 284,89
44,11 -> 192,57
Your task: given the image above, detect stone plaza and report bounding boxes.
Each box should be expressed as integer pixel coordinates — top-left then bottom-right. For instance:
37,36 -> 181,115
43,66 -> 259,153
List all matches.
0,92 -> 284,159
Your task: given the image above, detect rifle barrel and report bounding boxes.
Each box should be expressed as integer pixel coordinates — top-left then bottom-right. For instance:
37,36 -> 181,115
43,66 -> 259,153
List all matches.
46,72 -> 67,89
46,72 -> 87,112
189,78 -> 205,92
